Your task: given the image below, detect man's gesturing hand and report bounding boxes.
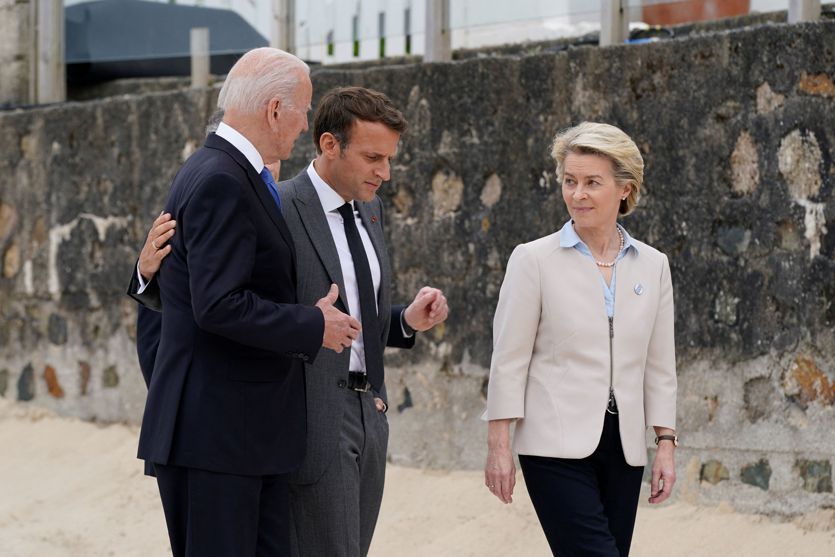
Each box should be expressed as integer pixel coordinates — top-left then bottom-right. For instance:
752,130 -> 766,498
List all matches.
403,286 -> 449,332
316,284 -> 361,353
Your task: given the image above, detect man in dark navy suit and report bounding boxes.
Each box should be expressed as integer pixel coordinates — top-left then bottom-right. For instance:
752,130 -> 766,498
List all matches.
129,48 -> 361,557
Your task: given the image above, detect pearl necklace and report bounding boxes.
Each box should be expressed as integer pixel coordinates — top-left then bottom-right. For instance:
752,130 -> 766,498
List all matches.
595,227 -> 624,268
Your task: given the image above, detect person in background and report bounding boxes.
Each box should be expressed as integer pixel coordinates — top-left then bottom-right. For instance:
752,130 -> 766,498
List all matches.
484,122 -> 677,557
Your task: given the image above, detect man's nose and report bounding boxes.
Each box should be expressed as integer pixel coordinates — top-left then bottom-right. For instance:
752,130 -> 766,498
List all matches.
376,160 -> 390,181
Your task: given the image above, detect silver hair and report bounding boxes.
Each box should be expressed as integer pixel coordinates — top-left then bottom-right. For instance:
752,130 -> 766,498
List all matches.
217,48 -> 310,114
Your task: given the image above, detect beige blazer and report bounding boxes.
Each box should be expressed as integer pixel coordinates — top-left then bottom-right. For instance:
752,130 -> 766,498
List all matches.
485,230 -> 677,466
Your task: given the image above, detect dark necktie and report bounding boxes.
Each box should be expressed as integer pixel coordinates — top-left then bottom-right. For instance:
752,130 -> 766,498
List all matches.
259,167 -> 283,213
336,202 -> 384,392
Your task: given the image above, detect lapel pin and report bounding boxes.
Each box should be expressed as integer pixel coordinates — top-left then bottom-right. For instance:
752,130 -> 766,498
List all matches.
634,283 -> 644,295
371,215 -> 378,224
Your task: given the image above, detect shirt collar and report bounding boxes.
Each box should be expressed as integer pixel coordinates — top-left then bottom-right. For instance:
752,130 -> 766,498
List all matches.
306,161 -> 352,213
215,122 -> 264,173
559,220 -> 639,254
620,225 -> 638,253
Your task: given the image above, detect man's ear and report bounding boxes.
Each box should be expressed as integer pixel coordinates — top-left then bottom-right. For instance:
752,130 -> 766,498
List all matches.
319,132 -> 340,158
267,97 -> 282,128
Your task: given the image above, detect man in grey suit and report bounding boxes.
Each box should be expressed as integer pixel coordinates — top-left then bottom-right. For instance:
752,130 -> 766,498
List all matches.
133,86 -> 448,557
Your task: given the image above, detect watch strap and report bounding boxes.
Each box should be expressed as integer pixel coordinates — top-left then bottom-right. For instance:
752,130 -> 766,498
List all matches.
401,310 -> 417,336
655,434 -> 678,446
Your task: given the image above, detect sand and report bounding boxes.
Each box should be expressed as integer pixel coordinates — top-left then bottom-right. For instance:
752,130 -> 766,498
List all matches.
1,399 -> 833,556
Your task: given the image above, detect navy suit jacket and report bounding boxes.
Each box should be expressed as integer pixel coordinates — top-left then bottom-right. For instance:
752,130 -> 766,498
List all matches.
136,133 -> 323,477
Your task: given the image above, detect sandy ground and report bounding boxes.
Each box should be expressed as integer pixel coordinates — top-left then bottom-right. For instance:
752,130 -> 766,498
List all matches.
1,399 -> 833,557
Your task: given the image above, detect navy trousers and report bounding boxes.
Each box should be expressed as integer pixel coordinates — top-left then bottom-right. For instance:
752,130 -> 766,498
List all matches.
519,412 -> 644,557
155,463 -> 291,557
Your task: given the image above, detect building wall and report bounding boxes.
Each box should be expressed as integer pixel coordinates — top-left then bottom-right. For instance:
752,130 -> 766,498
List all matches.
642,0 -> 751,25
0,20 -> 834,514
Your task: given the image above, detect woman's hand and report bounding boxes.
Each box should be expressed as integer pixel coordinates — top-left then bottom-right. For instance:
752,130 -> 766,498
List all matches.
138,212 -> 176,280
649,430 -> 676,504
485,419 -> 516,504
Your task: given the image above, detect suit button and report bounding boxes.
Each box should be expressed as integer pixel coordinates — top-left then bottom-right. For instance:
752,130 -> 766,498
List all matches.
337,380 -> 347,388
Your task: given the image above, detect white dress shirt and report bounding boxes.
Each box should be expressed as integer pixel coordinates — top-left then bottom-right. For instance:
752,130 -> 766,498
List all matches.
306,162 -> 382,373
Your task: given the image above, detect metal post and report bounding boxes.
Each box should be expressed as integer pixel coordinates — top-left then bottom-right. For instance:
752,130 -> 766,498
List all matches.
34,0 -> 65,104
424,0 -> 451,62
600,0 -> 628,47
272,0 -> 295,53
788,0 -> 821,23
190,27 -> 210,89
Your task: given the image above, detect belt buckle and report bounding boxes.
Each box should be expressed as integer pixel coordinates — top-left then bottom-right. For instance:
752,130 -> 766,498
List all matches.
347,371 -> 370,392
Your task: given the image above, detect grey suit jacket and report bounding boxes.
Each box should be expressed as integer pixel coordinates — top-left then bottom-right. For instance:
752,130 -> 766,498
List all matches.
279,169 -> 414,485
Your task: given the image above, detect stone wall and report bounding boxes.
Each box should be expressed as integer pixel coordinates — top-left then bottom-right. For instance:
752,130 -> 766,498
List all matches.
1,20 -> 834,514
0,88 -> 220,422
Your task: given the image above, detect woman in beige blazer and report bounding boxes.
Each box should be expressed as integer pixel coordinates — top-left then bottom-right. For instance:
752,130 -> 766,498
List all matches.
484,122 -> 677,557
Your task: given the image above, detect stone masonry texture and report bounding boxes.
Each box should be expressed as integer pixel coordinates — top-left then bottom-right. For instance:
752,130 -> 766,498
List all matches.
0,20 -> 833,515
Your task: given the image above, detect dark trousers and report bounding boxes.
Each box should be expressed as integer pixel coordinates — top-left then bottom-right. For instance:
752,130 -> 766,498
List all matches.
519,412 -> 644,557
289,388 -> 388,557
155,463 -> 291,557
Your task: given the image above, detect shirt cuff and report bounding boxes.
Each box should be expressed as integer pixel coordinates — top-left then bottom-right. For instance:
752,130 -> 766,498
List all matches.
400,309 -> 416,338
136,262 -> 151,294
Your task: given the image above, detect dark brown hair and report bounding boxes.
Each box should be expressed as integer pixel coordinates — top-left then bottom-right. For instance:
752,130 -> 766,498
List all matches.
313,87 -> 407,154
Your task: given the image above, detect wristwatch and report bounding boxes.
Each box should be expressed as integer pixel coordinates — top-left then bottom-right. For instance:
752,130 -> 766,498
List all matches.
400,310 -> 417,336
654,434 -> 678,447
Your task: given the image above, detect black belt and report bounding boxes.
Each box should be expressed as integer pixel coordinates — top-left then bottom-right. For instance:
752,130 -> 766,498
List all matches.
338,371 -> 371,392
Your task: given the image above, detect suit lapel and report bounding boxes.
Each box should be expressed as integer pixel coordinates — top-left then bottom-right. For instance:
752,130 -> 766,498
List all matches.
204,135 -> 296,259
290,173 -> 350,311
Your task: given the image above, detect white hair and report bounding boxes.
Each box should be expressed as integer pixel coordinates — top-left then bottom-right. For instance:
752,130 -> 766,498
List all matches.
217,48 -> 310,114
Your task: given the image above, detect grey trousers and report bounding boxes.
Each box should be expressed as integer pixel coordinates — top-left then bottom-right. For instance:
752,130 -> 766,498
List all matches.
289,388 -> 389,557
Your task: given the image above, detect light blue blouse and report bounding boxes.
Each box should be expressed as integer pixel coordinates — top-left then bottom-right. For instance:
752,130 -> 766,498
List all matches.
558,220 -> 639,318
